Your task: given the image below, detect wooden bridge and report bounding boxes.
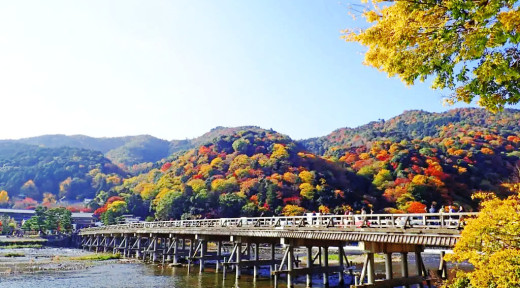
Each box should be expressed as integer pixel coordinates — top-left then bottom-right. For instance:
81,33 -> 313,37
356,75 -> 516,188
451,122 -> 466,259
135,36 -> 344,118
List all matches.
79,212 -> 477,288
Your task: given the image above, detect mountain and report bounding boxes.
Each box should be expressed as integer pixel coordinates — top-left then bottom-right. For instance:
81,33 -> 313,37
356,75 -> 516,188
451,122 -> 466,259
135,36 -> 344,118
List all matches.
100,128 -> 364,221
0,142 -> 125,204
12,127 -> 271,170
96,108 -> 520,222
14,134 -> 171,169
2,108 -> 520,219
300,108 -> 520,155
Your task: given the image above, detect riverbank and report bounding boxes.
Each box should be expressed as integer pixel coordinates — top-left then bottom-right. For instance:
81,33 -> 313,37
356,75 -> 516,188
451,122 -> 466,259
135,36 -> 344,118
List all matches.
0,247 -> 120,275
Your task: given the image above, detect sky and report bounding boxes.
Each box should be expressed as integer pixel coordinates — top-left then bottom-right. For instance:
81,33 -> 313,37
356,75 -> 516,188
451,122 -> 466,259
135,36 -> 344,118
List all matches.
0,1 -> 515,141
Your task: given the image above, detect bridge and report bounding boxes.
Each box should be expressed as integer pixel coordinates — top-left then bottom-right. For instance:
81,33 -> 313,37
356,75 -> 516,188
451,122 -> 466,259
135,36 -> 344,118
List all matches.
79,212 -> 477,288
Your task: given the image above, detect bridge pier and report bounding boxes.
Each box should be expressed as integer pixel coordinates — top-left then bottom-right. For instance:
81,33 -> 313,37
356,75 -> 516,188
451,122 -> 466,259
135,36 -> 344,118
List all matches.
438,251 -> 447,279
235,240 -> 242,280
215,240 -> 222,273
322,246 -> 329,287
306,246 -> 312,288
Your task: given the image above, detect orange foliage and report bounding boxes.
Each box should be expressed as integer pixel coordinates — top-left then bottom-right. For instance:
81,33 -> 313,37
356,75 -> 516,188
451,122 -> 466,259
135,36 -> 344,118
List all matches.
406,201 -> 427,213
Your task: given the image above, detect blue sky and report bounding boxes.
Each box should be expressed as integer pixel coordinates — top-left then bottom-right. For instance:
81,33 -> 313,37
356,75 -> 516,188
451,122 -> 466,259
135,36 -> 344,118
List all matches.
0,1 -> 509,141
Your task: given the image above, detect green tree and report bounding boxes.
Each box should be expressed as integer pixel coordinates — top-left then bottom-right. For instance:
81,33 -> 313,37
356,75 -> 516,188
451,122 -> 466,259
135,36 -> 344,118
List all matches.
155,191 -> 185,220
344,0 -> 520,111
218,193 -> 246,217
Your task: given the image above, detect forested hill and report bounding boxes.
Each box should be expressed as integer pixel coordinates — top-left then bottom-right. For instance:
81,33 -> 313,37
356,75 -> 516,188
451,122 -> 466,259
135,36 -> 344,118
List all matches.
12,134 -> 171,169
9,126 -> 269,170
2,108 -> 520,218
0,143 -> 125,204
300,108 -> 520,155
92,108 -> 520,222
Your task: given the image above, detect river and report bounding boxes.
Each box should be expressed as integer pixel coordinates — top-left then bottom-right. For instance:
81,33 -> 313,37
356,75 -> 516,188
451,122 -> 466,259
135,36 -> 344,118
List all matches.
0,247 -> 463,287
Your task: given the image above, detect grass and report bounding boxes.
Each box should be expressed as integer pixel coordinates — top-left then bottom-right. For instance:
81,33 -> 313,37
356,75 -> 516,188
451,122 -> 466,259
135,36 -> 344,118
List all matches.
4,252 -> 25,257
0,244 -> 42,249
69,253 -> 121,261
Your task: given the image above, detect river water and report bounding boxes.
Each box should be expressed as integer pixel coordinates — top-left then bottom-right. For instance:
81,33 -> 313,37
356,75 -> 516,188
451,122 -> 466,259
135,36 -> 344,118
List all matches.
0,248 -> 462,288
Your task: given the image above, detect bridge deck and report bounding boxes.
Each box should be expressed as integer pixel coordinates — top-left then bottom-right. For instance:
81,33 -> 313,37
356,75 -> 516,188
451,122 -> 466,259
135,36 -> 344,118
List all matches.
80,212 -> 476,247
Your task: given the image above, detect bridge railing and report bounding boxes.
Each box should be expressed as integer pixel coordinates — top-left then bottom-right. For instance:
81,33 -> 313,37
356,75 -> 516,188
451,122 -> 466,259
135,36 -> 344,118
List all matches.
81,212 -> 478,233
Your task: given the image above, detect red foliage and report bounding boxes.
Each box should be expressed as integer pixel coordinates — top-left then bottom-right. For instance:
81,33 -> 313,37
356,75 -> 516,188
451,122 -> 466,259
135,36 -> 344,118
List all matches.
411,165 -> 423,174
161,162 -> 172,172
107,196 -> 124,204
282,196 -> 300,205
199,146 -> 212,155
406,201 -> 427,213
67,206 -> 80,212
94,207 -> 107,216
394,178 -> 410,186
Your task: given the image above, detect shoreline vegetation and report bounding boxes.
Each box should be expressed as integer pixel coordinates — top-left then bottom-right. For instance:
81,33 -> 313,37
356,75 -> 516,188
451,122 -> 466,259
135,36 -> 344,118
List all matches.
0,236 -> 46,249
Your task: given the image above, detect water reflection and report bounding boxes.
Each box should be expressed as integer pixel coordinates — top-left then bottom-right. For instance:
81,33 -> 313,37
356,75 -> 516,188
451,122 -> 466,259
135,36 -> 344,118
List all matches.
0,248 -> 470,288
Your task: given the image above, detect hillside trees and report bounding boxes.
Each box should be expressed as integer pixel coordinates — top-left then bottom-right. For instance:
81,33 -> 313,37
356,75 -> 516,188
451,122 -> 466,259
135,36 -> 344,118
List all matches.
344,0 -> 520,111
97,130 -> 362,221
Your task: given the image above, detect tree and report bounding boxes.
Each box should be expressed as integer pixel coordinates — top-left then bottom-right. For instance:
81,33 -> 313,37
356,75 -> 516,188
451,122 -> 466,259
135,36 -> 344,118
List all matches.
281,204 -> 306,216
0,190 -> 9,206
20,180 -> 39,200
445,190 -> 520,287
344,0 -> 520,111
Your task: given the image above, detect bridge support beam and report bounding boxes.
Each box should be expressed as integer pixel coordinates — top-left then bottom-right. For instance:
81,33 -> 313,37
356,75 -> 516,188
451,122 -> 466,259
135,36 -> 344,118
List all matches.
401,252 -> 409,288
439,251 -> 447,279
385,252 -> 393,280
306,246 -> 312,288
322,246 -> 329,287
338,244 -> 345,286
216,240 -> 222,273
236,241 -> 242,280
199,238 -> 207,273
253,242 -> 259,279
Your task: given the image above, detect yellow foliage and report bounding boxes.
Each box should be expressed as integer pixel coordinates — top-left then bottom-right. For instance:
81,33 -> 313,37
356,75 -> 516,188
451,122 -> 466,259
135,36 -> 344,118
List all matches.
318,205 -> 330,214
343,0 -> 520,111
42,193 -> 56,204
359,153 -> 370,160
229,154 -> 252,172
480,147 -> 494,155
199,164 -> 213,178
106,175 -> 121,185
187,179 -> 206,193
107,200 -> 126,213
0,190 -> 8,203
210,157 -> 224,169
138,183 -> 157,200
281,204 -> 305,216
299,183 -> 315,200
282,172 -> 298,184
446,192 -> 520,287
411,174 -> 428,185
299,170 -> 315,184
271,144 -> 289,160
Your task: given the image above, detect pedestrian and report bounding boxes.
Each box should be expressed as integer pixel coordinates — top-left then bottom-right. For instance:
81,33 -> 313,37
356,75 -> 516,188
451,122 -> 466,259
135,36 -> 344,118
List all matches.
458,206 -> 464,213
429,204 -> 436,213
